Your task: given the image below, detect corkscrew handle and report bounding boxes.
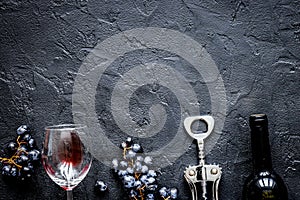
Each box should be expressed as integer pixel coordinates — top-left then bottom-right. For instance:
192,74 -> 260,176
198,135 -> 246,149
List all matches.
184,116 -> 214,142
184,115 -> 214,166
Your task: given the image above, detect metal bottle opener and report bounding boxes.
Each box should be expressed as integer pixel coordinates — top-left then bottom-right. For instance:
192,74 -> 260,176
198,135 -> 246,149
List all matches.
184,116 -> 222,200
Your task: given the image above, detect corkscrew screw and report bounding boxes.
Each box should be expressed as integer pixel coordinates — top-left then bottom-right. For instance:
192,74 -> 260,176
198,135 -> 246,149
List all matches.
184,116 -> 221,200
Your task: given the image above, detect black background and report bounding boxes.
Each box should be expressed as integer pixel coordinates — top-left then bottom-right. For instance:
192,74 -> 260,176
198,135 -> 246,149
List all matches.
0,0 -> 299,199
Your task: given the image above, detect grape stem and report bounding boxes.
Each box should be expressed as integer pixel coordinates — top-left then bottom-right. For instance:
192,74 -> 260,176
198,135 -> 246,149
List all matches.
0,136 -> 29,170
122,146 -> 131,159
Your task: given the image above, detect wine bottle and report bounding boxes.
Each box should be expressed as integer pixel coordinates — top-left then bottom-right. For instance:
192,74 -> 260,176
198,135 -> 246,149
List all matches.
242,114 -> 288,200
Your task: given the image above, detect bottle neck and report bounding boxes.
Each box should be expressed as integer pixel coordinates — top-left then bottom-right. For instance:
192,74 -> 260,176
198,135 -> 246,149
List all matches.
251,125 -> 273,172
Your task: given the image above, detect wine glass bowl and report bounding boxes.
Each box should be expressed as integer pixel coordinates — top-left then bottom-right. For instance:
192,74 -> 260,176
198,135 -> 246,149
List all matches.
42,124 -> 93,199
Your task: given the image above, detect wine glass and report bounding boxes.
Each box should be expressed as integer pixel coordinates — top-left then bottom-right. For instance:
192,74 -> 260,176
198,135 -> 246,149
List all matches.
42,124 -> 93,200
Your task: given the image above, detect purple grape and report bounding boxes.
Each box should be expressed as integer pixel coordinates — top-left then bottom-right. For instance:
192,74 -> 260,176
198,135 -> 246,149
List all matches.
1,164 -> 12,176
170,187 -> 178,199
132,143 -> 143,153
146,193 -> 155,200
20,166 -> 33,180
95,180 -> 108,192
147,170 -> 157,178
123,175 -> 135,189
125,137 -> 133,146
28,149 -> 40,162
28,138 -> 37,149
10,166 -> 19,177
159,187 -> 169,198
17,125 -> 30,135
129,189 -> 138,198
21,133 -> 32,142
7,141 -> 17,154
15,154 -> 29,165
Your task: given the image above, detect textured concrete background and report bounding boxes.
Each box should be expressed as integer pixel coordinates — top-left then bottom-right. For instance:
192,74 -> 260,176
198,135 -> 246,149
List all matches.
0,0 -> 299,199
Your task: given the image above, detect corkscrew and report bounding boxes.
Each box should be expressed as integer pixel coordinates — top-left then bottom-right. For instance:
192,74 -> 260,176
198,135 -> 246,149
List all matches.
184,116 -> 221,200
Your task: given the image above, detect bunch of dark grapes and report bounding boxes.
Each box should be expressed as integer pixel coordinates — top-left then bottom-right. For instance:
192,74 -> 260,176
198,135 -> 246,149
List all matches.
111,137 -> 178,200
0,125 -> 40,181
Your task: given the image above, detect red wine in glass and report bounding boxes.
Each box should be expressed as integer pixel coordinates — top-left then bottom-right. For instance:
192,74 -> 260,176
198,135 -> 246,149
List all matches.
42,124 -> 93,200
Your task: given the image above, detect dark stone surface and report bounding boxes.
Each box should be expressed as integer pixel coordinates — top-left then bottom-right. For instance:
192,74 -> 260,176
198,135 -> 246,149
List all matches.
0,0 -> 299,199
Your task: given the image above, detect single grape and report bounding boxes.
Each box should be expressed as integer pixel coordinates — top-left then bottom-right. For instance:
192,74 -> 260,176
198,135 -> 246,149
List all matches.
132,143 -> 143,153
145,177 -> 156,185
112,158 -> 118,168
120,141 -> 127,149
15,154 -> 29,165
27,162 -> 35,170
94,180 -> 108,192
140,175 -> 148,184
20,166 -> 33,180
159,187 -> 169,198
129,189 -> 138,198
146,184 -> 158,192
19,144 -> 29,152
6,141 -> 17,154
118,170 -> 128,177
123,175 -> 135,189
10,166 -> 19,177
134,180 -> 142,188
135,161 -> 142,171
170,187 -> 178,199
125,137 -> 133,147
146,193 -> 155,200
147,170 -> 157,178
17,125 -> 30,135
126,167 -> 134,175
21,133 -> 32,142
144,156 -> 152,164
136,156 -> 143,162
126,150 -> 136,159
141,165 -> 149,174
120,160 -> 128,168
28,149 -> 41,162
1,164 -> 12,176
28,138 -> 37,149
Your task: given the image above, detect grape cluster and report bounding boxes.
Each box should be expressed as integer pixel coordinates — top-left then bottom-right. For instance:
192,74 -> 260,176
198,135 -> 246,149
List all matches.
0,125 -> 40,181
112,137 -> 178,200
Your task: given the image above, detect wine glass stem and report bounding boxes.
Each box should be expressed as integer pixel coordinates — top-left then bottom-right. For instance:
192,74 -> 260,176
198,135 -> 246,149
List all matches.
67,190 -> 73,200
